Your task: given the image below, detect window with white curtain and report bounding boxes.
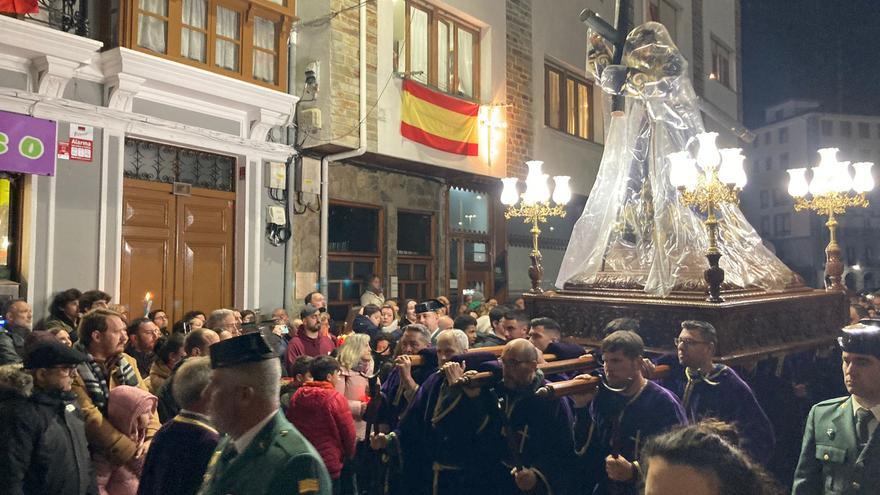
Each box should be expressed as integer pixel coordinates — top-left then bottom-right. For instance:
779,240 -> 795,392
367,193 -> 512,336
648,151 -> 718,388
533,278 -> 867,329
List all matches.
125,0 -> 293,89
215,6 -> 241,71
137,0 -> 169,53
397,1 -> 480,99
181,0 -> 207,62
253,16 -> 277,83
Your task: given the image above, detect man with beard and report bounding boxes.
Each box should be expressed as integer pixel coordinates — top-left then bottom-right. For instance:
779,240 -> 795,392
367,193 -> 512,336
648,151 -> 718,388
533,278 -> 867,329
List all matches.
573,331 -> 686,495
197,333 -> 331,495
285,305 -> 336,373
70,309 -> 160,468
0,341 -> 96,495
661,320 -> 774,465
3,299 -> 33,358
124,317 -> 161,377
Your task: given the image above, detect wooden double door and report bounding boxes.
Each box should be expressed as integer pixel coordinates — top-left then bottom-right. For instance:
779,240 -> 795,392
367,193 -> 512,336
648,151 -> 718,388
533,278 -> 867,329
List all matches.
120,179 -> 234,324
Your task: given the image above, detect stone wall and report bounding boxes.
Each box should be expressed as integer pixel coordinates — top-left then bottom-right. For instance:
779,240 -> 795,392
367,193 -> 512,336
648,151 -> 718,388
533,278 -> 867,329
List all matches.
505,0 -> 534,179
329,0 -> 379,151
291,158 -> 447,303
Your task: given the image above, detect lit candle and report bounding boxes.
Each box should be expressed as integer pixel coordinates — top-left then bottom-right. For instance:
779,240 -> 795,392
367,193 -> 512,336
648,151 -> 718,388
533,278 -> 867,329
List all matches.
144,292 -> 153,317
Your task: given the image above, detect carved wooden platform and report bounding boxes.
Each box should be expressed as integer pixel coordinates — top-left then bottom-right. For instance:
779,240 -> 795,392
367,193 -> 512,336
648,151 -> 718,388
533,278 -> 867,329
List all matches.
524,287 -> 848,363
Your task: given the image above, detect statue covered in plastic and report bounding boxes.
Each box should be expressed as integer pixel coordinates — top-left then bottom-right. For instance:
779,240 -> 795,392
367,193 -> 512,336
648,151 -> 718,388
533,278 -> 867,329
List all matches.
557,22 -> 801,296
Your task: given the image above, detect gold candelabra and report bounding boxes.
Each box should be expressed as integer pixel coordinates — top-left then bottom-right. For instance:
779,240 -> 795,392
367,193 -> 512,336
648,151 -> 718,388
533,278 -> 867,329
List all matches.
670,133 -> 747,302
787,148 -> 874,291
500,161 -> 571,293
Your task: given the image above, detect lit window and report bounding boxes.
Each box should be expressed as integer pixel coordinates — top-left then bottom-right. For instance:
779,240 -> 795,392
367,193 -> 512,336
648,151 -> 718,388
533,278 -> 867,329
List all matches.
711,37 -> 732,88
545,62 -> 593,140
396,1 -> 480,99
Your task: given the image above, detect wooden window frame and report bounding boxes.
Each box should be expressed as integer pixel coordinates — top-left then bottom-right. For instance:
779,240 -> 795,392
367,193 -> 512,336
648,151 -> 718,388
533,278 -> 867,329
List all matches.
544,61 -> 594,142
120,0 -> 293,91
397,208 -> 435,300
403,0 -> 481,100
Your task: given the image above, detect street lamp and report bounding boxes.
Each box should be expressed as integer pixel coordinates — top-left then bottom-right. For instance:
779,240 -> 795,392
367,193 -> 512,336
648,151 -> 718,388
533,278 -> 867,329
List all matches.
501,161 -> 571,293
786,148 -> 874,291
670,132 -> 747,302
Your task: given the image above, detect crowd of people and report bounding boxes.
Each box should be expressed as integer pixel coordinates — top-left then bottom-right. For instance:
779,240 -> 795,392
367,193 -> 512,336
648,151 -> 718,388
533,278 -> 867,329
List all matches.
0,282 -> 877,495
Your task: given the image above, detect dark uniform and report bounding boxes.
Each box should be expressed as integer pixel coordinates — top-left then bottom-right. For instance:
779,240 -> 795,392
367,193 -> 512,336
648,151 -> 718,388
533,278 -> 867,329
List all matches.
793,319 -> 880,495
196,332 -> 331,495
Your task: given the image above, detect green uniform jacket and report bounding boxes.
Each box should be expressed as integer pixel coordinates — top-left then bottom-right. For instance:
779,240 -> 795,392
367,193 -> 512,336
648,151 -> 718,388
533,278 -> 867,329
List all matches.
197,411 -> 332,495
793,396 -> 880,494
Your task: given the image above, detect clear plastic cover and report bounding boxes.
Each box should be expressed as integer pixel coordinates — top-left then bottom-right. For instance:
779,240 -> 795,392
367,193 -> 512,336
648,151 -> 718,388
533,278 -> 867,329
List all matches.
557,22 -> 798,294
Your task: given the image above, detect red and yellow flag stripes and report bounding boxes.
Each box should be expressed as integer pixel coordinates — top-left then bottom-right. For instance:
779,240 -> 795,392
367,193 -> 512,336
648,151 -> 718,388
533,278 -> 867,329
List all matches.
400,79 -> 479,156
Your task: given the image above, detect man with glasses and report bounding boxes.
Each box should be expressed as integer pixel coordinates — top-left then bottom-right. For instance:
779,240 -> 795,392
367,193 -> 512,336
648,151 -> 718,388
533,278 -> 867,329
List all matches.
206,309 -> 241,338
125,317 -> 162,377
662,320 -> 774,465
793,319 -> 880,494
475,339 -> 576,494
0,340 -> 97,494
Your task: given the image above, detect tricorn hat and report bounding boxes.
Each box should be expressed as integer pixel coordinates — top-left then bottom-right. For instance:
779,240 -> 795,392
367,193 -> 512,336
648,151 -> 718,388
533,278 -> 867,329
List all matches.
210,332 -> 277,369
415,299 -> 444,314
838,319 -> 880,359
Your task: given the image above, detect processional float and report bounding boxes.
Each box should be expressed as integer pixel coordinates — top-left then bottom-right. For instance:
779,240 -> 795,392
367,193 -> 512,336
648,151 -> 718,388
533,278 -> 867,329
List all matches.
521,21 -> 845,363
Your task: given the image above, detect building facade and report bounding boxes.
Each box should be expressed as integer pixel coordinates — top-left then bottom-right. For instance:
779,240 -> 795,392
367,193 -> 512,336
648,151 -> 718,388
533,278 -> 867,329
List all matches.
741,99 -> 880,291
0,0 -> 743,324
0,1 -> 298,321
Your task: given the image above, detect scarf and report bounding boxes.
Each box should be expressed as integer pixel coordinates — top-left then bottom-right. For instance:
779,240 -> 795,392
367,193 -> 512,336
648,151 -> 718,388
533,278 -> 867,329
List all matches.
74,343 -> 139,413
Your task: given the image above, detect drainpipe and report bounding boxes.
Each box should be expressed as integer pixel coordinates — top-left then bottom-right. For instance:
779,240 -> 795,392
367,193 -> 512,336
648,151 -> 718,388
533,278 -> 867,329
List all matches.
319,1 -> 368,293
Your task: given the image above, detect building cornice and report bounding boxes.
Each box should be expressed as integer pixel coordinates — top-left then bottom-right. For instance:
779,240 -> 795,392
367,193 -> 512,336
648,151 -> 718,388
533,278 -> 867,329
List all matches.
0,16 -> 103,65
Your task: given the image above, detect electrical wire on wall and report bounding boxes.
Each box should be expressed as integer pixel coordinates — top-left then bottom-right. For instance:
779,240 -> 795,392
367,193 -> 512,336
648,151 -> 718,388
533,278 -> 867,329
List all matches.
266,156 -> 292,246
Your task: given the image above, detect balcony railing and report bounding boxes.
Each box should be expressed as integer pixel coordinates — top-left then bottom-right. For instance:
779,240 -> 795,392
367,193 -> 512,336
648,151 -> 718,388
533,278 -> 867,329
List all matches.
25,0 -> 89,37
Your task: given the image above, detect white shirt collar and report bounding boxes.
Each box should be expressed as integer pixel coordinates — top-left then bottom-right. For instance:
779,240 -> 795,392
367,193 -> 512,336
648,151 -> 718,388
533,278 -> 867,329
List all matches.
852,396 -> 880,420
232,411 -> 276,455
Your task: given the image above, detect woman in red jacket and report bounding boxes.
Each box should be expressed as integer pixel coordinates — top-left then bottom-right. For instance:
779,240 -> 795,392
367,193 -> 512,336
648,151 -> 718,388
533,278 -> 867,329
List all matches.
286,355 -> 357,493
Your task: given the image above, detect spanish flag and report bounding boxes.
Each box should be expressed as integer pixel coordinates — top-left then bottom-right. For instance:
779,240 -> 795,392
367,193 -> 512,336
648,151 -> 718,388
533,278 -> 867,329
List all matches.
400,79 -> 479,156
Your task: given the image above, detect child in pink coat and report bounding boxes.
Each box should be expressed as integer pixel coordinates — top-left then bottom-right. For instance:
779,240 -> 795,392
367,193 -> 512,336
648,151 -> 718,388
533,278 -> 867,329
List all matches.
93,385 -> 158,495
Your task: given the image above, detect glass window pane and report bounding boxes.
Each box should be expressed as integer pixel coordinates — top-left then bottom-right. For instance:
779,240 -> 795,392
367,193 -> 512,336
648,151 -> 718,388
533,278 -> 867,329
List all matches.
139,0 -> 167,15
465,242 -> 488,264
413,263 -> 427,280
182,0 -> 205,28
0,179 -> 11,270
328,283 -> 341,301
253,18 -> 277,83
138,15 -> 167,53
353,262 -> 375,279
398,263 -> 411,280
329,205 -> 379,253
457,28 -> 474,97
409,6 -> 429,84
546,69 -> 560,129
577,82 -> 590,139
344,281 -> 362,300
403,284 -> 419,300
215,6 -> 240,71
254,17 -> 275,49
449,187 -> 489,234
449,239 -> 459,281
397,212 -> 432,255
329,261 -> 350,279
566,79 -> 576,135
437,22 -> 449,92
182,28 -> 206,62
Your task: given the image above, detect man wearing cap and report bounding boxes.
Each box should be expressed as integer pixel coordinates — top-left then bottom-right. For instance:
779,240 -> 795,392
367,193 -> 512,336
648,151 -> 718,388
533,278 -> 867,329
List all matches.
198,333 -> 331,495
415,299 -> 443,344
793,320 -> 880,494
285,305 -> 336,372
0,341 -> 97,495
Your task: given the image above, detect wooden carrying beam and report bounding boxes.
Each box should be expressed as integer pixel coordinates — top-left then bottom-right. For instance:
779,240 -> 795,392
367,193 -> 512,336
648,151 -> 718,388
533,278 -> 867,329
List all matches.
404,346 -> 564,366
535,364 -> 671,399
453,355 -> 597,387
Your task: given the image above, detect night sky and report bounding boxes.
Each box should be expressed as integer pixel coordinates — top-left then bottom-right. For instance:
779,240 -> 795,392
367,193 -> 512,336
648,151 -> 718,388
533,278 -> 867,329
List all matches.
741,0 -> 880,128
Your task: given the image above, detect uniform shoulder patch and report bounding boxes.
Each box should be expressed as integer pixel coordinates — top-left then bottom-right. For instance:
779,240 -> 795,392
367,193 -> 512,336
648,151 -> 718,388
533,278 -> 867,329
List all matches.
298,478 -> 321,493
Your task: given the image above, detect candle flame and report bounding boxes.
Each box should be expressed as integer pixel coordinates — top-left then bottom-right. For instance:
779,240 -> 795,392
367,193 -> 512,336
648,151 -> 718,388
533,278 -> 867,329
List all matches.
144,292 -> 153,301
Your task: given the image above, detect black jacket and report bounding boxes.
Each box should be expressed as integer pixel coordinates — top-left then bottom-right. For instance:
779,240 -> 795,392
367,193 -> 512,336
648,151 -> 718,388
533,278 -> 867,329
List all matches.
0,364 -> 97,495
0,328 -> 20,365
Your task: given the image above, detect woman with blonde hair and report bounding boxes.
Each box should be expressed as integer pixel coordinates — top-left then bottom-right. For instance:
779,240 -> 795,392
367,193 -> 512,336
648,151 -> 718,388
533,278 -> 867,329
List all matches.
333,333 -> 374,442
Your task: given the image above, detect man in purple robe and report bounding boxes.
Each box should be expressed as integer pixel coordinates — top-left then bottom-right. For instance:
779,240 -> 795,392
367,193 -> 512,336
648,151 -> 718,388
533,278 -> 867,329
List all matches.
660,320 -> 775,465
573,330 -> 687,495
